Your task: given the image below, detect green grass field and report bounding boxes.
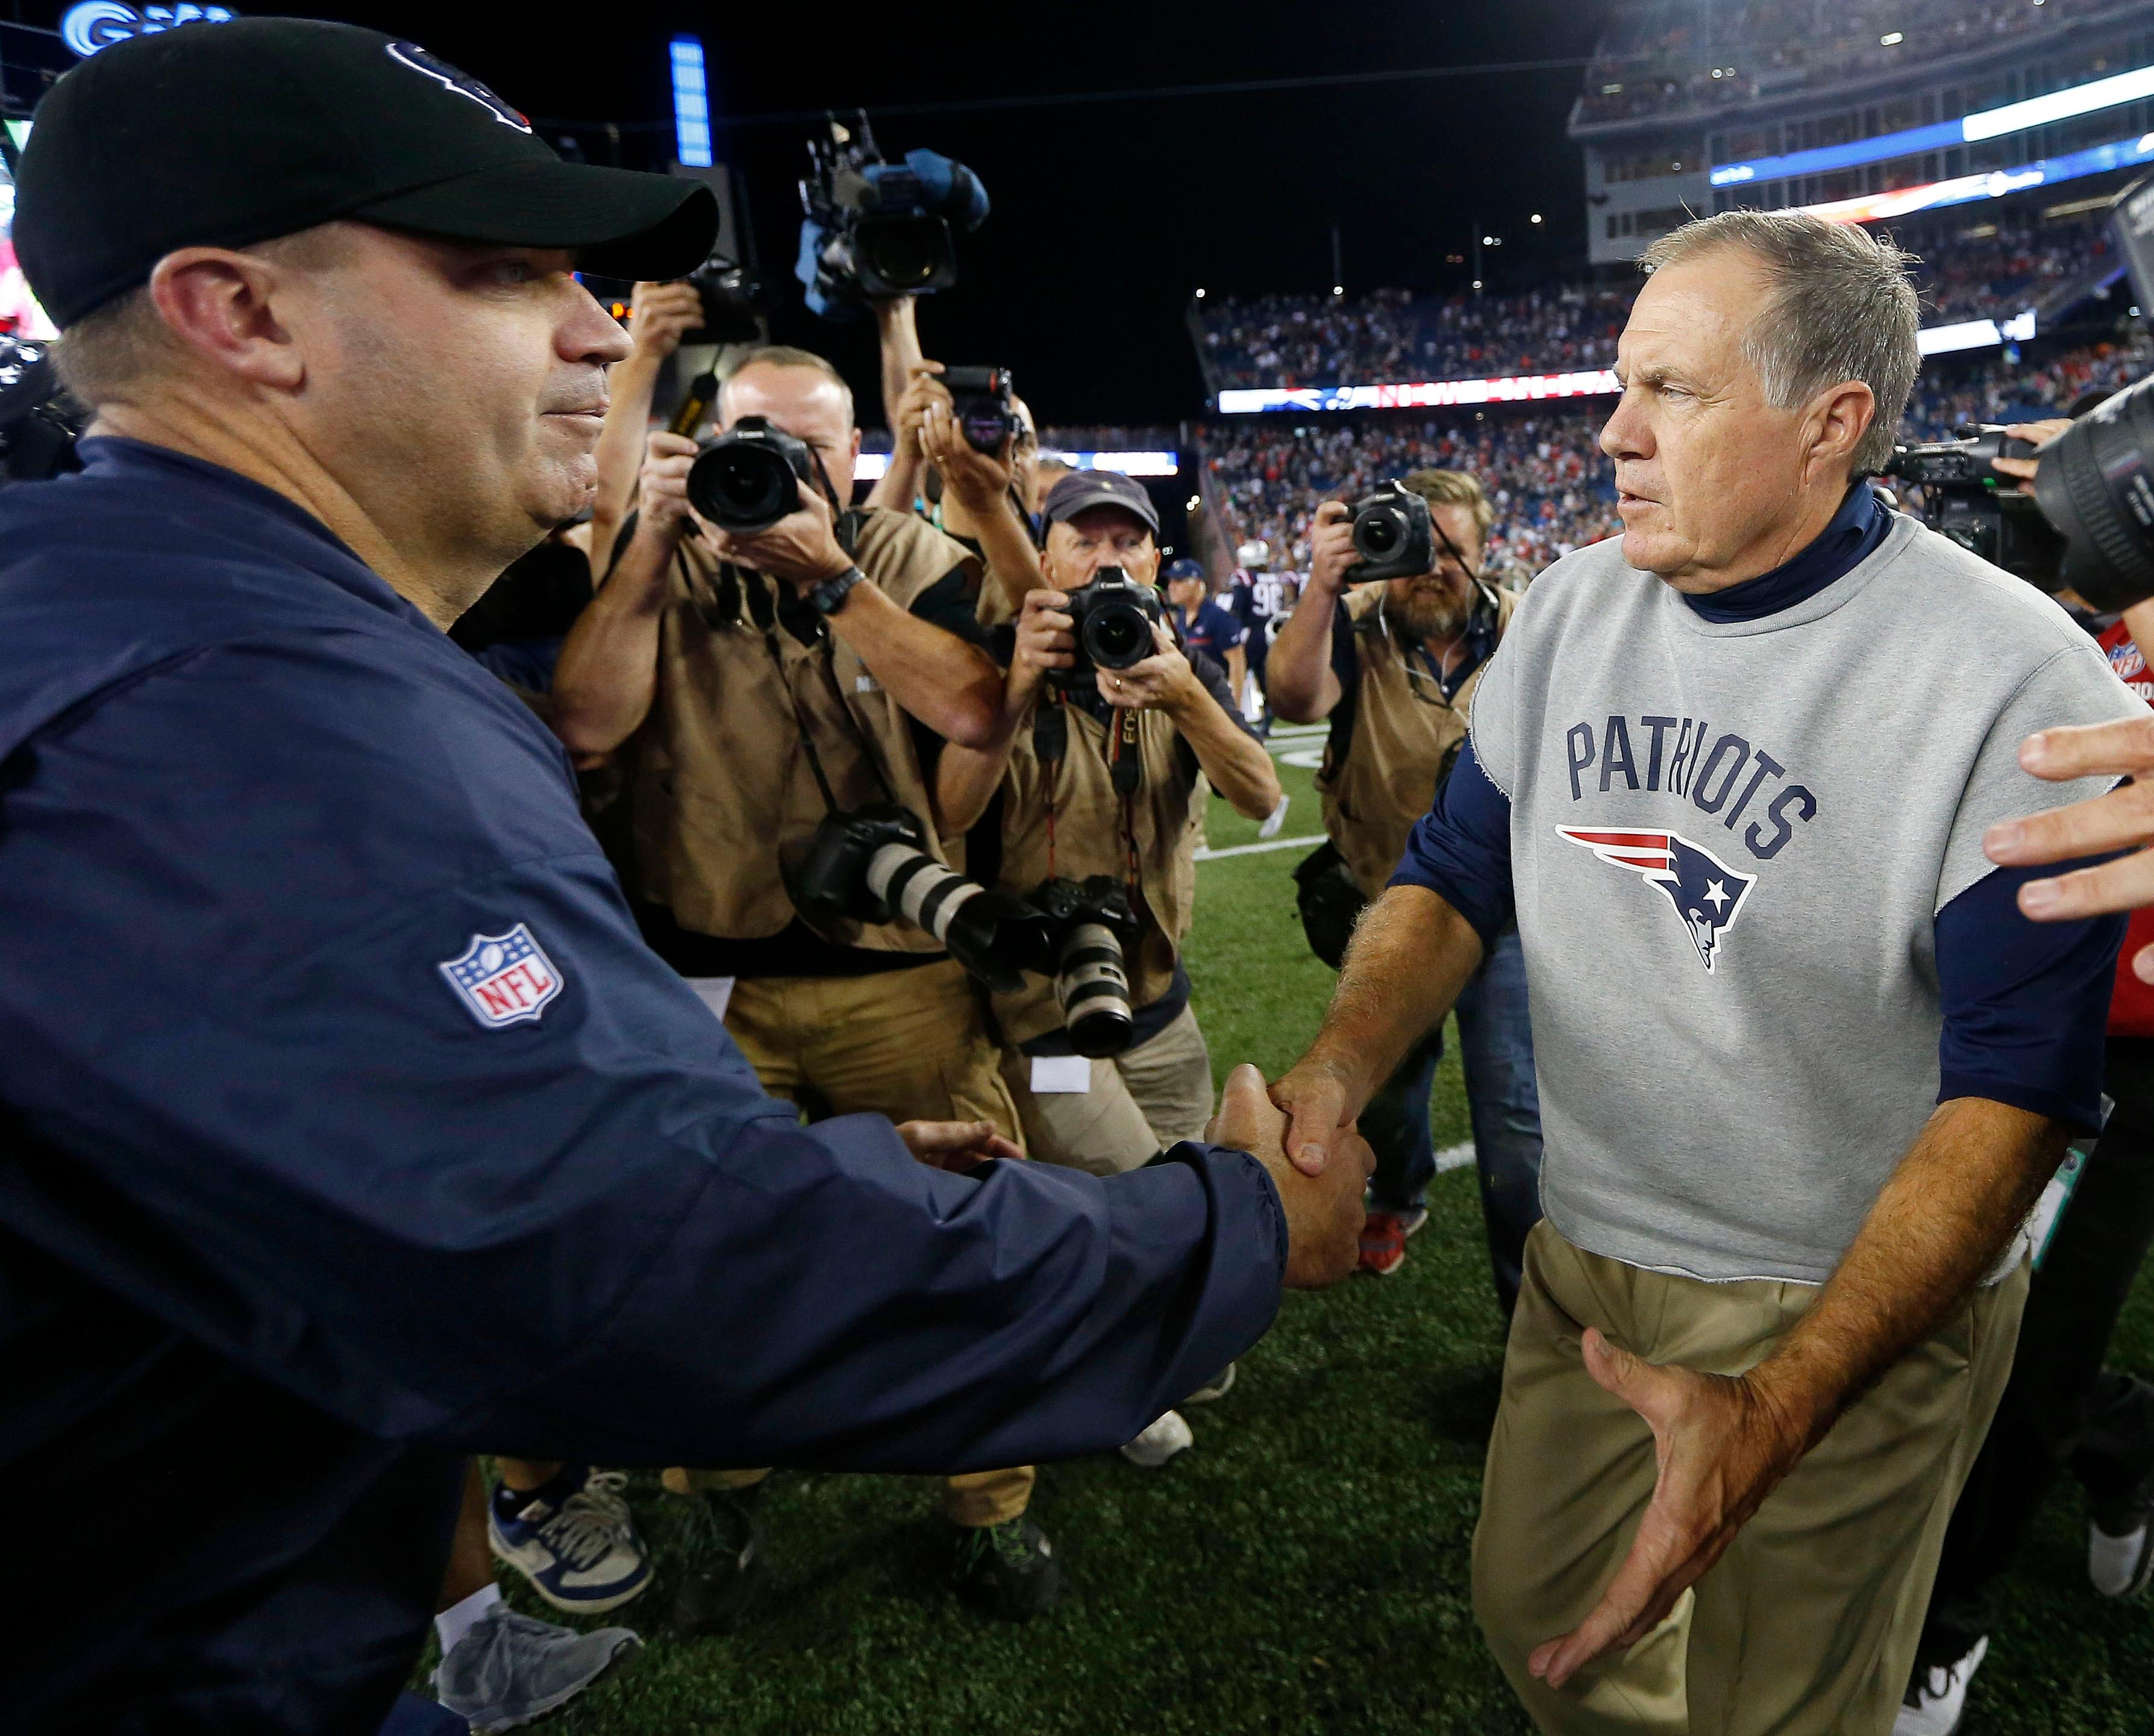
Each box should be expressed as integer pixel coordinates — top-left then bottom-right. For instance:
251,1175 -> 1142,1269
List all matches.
456,740 -> 2154,1734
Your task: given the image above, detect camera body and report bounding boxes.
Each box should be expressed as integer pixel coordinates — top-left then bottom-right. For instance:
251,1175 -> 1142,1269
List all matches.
1348,480 -> 1435,581
683,253 -> 764,346
1883,427 -> 2067,591
687,415 -> 819,533
1059,565 -> 1166,685
1027,876 -> 1141,1058
941,365 -> 1019,455
794,804 -> 1047,994
798,114 -> 989,316
0,336 -> 86,486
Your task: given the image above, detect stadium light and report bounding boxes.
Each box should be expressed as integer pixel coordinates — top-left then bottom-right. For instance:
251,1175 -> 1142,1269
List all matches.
1332,284 -> 1344,295
669,36 -> 713,169
1530,213 -> 1544,224
1880,31 -> 1904,45
1195,287 -> 1206,298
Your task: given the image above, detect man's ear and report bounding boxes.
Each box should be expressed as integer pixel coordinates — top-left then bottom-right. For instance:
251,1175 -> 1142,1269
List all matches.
1806,378 -> 1876,481
146,247 -> 306,392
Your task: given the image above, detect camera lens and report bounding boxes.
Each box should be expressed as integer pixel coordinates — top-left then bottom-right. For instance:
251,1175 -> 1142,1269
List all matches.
1057,921 -> 1135,1057
1356,508 -> 1403,559
1083,599 -> 1154,670
687,437 -> 798,532
2035,378 -> 2154,614
859,217 -> 951,292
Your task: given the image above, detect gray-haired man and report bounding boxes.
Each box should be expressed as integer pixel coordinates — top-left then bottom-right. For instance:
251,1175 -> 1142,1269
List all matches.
1271,211 -> 2138,1732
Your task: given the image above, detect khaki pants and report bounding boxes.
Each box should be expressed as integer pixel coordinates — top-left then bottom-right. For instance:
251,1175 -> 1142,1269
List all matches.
1000,1003 -> 1216,1177
1473,1222 -> 2026,1736
675,957 -> 1033,1529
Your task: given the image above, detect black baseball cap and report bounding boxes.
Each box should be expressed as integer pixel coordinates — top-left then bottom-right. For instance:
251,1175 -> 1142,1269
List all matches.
1042,470 -> 1160,536
14,19 -> 719,329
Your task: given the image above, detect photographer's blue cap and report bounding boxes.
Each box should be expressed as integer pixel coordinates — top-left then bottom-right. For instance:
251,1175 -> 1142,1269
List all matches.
13,18 -> 719,328
1163,558 -> 1204,581
1043,470 -> 1159,536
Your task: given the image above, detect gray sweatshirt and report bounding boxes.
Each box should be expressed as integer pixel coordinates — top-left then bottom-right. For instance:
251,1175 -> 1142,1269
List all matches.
1467,512 -> 2138,1283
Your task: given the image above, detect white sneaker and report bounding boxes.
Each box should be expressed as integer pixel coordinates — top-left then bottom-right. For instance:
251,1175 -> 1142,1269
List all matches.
1894,1635 -> 1987,1736
1119,1409 -> 1194,1468
2089,1517 -> 2154,1598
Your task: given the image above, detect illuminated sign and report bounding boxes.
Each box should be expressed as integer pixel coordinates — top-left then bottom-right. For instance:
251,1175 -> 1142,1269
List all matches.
61,3 -> 236,58
1215,318 -> 2043,415
1217,370 -> 1622,415
855,450 -> 1177,480
671,37 -> 712,169
1796,130 -> 2154,223
1711,61 -> 2154,188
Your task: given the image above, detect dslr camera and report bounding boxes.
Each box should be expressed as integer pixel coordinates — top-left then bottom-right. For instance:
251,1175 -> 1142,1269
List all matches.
793,804 -> 1047,994
1058,565 -> 1166,685
686,415 -> 820,533
798,112 -> 989,317
1884,375 -> 2154,613
1025,876 -> 1141,1058
1348,479 -> 1435,581
680,252 -> 763,346
941,365 -> 1019,455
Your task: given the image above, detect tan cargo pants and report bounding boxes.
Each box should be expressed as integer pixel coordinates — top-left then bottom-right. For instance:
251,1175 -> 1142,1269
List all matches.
669,957 -> 1032,1529
999,1003 -> 1217,1177
1473,1221 -> 2026,1736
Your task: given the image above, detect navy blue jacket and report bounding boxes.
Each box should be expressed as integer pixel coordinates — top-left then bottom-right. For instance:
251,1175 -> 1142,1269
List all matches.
0,440 -> 1285,1733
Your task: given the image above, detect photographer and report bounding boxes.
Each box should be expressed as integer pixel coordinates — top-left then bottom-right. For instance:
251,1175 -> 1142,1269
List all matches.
550,347 -> 1070,1620
1266,469 -> 1542,1302
868,294 -> 1044,611
586,277 -> 702,574
936,472 -> 1280,1180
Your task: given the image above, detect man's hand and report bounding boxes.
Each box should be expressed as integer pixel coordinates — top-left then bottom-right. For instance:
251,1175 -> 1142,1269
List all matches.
1267,1052 -> 1359,1178
1015,588 -> 1077,681
919,389 -> 1017,514
896,1119 -> 1025,1173
637,431 -> 701,542
627,280 -> 703,365
1209,1064 -> 1372,1289
1099,624 -> 1202,716
1526,1330 -> 1811,1689
1990,418 -> 2072,492
888,361 -> 948,462
704,478 -> 853,589
1307,500 -> 1357,599
1984,715 -> 2154,971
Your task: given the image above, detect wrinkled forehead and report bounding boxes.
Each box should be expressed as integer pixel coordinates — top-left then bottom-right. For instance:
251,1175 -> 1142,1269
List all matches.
1617,251 -> 1767,381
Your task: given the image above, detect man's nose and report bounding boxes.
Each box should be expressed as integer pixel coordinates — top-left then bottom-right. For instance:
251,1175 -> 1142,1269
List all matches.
1600,392 -> 1648,461
565,280 -> 633,368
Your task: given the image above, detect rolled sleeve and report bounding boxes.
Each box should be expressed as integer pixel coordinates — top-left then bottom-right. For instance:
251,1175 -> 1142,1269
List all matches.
1388,735 -> 1517,945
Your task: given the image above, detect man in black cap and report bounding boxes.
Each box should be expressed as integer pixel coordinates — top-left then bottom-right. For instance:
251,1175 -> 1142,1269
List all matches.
0,20 -> 1368,1734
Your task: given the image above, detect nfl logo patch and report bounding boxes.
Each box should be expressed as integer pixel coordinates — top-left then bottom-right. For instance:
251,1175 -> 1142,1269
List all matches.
439,924 -> 563,1029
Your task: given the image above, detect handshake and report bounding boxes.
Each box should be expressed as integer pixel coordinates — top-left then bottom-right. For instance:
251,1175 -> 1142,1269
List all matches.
898,1063 -> 1373,1289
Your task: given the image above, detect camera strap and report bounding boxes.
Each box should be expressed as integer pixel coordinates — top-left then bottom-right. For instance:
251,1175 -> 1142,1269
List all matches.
754,612 -> 898,818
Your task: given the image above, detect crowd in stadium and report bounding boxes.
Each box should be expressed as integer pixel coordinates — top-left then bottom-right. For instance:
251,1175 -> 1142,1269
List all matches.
1574,0 -> 2108,122
1196,214 -> 2121,392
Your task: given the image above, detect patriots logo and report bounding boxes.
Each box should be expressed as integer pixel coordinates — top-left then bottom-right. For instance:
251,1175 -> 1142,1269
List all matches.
387,42 -> 533,133
1558,827 -> 1758,972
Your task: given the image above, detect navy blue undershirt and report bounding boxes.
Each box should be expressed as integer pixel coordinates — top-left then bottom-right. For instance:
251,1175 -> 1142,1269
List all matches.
1389,490 -> 2119,1129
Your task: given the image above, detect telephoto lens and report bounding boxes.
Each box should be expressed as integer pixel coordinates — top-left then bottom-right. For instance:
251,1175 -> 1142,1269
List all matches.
1029,876 -> 1140,1057
686,415 -> 818,533
2033,376 -> 2154,613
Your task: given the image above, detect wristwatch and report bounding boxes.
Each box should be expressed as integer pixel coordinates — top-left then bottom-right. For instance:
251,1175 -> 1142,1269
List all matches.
807,563 -> 866,616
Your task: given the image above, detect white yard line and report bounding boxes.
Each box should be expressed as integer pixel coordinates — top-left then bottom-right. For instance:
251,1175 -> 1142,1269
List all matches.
1433,1141 -> 1476,1173
1192,835 -> 1327,860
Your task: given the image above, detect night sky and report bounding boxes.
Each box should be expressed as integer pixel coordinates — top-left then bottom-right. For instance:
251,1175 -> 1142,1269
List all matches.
7,1 -> 1616,426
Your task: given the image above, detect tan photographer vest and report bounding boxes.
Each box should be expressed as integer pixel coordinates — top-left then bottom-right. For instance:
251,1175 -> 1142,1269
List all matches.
989,695 -> 1204,1047
627,508 -> 980,951
1317,583 -> 1518,900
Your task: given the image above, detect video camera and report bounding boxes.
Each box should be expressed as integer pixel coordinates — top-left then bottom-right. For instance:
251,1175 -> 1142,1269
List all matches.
686,415 -> 824,533
1883,374 -> 2154,612
1056,565 -> 1166,688
942,365 -> 1020,455
797,112 -> 989,318
0,336 -> 87,485
1347,480 -> 1435,582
